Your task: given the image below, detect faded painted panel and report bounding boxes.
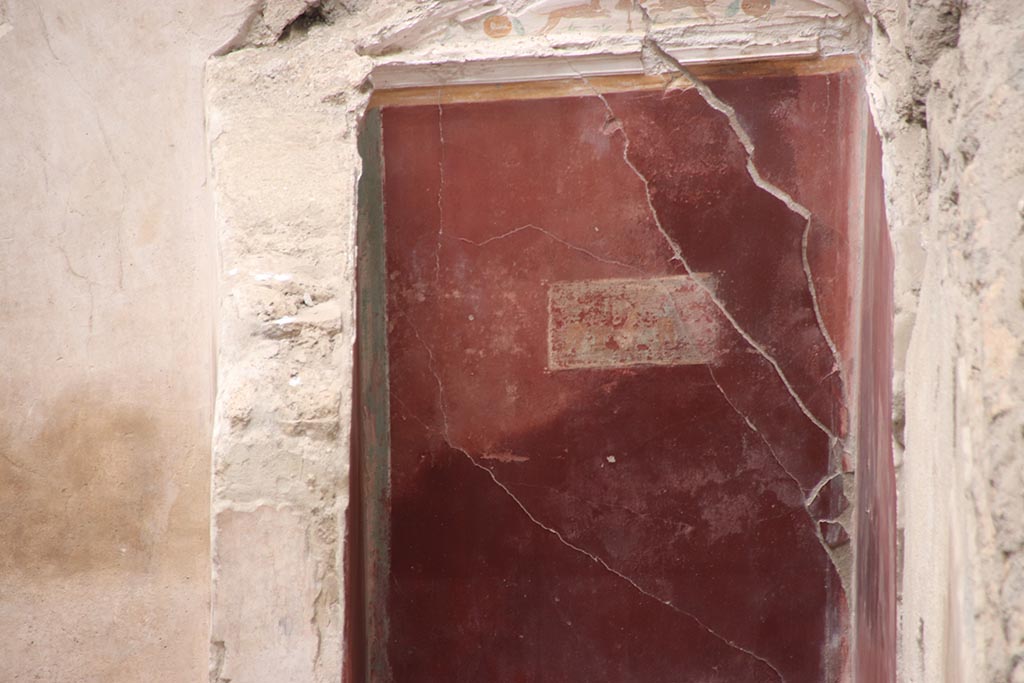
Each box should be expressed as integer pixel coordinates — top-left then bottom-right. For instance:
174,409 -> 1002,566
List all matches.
547,275 -> 720,370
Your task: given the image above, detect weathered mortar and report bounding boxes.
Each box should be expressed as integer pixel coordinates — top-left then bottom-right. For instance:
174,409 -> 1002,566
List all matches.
206,22 -> 371,680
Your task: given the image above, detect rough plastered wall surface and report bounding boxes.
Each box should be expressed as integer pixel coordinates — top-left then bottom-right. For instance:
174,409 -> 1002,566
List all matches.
0,1 -> 258,681
865,1 -> 1024,681
205,11 -> 368,682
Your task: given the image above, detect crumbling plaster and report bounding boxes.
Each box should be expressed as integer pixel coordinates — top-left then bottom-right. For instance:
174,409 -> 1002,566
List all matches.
864,1 -> 1024,681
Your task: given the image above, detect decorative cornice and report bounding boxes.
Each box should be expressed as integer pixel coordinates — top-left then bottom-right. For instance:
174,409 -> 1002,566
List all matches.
371,37 -> 821,90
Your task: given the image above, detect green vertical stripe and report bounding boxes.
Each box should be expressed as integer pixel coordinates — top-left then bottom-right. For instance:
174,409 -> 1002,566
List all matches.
356,107 -> 391,682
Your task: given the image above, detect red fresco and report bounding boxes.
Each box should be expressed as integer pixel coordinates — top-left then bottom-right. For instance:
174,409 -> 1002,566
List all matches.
370,65 -> 885,681
853,117 -> 897,683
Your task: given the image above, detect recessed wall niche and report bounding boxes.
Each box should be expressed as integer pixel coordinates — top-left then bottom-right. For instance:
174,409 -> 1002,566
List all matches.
350,55 -> 893,683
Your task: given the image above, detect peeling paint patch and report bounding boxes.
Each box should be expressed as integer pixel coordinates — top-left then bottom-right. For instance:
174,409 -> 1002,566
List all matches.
480,451 -> 530,463
547,275 -> 721,370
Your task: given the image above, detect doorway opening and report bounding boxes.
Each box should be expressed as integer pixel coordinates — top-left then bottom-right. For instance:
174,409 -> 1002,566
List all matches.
349,55 -> 893,682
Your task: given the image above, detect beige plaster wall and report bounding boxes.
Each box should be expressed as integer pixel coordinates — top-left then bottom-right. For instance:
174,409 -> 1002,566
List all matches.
0,1 -> 251,681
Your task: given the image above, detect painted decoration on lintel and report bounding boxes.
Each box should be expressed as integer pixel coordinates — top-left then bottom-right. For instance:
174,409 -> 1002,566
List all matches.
485,0 -> 847,36
452,0 -> 853,41
359,0 -> 856,60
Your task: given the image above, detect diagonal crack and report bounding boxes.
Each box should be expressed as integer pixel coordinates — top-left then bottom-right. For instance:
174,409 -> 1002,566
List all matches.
548,43 -> 838,443
410,322 -> 784,682
647,40 -> 846,422
707,365 -> 850,594
456,223 -> 641,272
706,365 -> 807,496
411,42 -> 854,672
1,451 -> 47,479
806,471 -> 843,509
640,42 -> 854,595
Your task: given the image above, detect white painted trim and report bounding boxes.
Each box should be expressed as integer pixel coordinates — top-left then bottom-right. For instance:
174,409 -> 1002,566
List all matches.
371,38 -> 821,90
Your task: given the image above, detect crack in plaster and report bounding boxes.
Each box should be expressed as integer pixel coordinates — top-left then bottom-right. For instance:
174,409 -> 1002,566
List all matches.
550,46 -> 838,444
36,3 -> 128,291
648,39 -> 846,419
456,223 -> 641,272
56,242 -> 96,334
706,365 -> 806,494
411,323 -> 784,682
390,393 -> 435,435
0,452 -> 47,479
708,365 -> 849,593
800,217 -> 843,370
508,479 -> 659,521
807,471 -> 843,508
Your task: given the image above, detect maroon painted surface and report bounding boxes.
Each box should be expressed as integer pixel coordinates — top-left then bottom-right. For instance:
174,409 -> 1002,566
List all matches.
376,69 -> 868,682
853,121 -> 897,681
708,70 -> 861,378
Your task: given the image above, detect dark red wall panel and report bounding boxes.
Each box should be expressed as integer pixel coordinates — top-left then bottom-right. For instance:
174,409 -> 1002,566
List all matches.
853,117 -> 897,683
358,65 -> 888,682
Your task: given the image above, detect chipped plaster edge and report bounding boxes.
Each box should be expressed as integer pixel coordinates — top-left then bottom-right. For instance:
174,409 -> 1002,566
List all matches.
204,19 -> 373,680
